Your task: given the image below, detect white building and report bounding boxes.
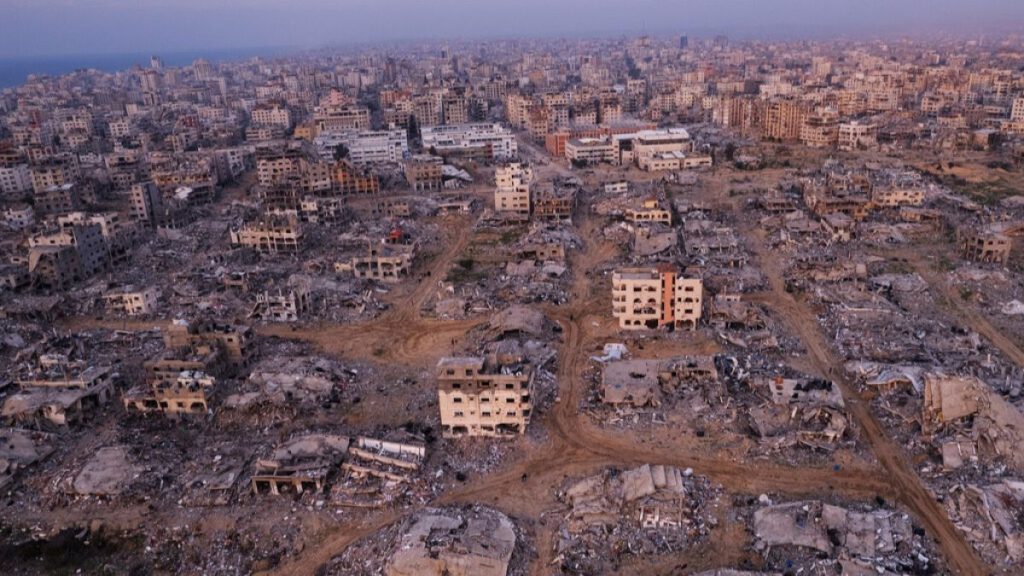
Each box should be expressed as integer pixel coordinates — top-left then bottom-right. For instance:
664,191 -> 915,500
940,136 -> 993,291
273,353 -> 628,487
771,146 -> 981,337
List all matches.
421,123 -> 517,160
494,163 -> 533,216
345,129 -> 409,165
0,163 -> 32,194
838,121 -> 877,151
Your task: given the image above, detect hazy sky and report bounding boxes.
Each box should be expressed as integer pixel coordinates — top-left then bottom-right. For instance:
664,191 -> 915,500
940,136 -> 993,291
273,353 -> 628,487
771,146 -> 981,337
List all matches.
3,0 -> 1024,57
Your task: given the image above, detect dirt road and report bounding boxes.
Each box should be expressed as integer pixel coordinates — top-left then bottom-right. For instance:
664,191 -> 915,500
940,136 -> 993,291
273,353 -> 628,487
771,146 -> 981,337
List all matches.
746,227 -> 989,576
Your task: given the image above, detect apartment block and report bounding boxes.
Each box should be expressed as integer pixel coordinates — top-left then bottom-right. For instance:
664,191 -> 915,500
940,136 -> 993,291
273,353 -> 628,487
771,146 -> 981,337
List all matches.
436,356 -> 534,438
612,266 -> 703,330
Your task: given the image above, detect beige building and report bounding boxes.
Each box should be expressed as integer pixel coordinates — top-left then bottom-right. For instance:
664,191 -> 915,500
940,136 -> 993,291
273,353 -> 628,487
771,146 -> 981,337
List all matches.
565,137 -> 617,164
625,199 -> 672,225
104,286 -> 160,316
251,104 -> 292,128
404,155 -> 443,191
494,163 -> 533,217
122,370 -> 215,416
230,215 -> 304,254
437,356 -> 534,438
348,243 -> 416,283
960,229 -> 1012,264
612,266 -> 703,330
872,186 -> 925,208
838,121 -> 877,151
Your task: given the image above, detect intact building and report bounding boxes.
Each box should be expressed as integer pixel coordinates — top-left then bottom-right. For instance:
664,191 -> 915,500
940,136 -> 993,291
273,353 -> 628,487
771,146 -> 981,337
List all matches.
421,123 -> 517,160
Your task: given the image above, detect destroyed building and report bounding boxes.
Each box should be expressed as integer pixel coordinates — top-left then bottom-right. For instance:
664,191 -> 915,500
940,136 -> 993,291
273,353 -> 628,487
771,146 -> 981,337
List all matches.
230,215 -> 304,255
251,434 -> 350,496
382,507 -> 519,576
752,500 -> 931,575
122,370 -> 214,416
601,356 -> 718,409
334,435 -> 427,508
556,464 -> 721,574
3,365 -> 114,426
959,228 -> 1012,264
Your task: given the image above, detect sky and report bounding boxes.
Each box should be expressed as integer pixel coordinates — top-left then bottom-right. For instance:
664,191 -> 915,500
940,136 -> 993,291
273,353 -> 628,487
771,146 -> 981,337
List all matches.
2,0 -> 1024,58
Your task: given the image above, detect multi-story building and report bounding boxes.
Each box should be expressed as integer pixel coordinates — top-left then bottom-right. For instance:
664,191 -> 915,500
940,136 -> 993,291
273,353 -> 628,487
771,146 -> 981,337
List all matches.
762,98 -> 807,141
230,215 -> 304,254
0,162 -> 32,194
421,123 -> 517,160
494,163 -> 533,217
34,183 -> 82,215
29,222 -> 109,278
1012,98 -> 1024,122
30,160 -> 79,194
436,356 -> 534,438
960,229 -> 1012,264
800,110 -> 839,148
838,121 -> 877,151
612,266 -> 703,330
565,137 -> 617,164
404,155 -> 443,191
342,128 -> 409,165
130,182 -> 165,227
314,105 -> 371,133
104,287 -> 161,316
251,104 -> 292,129
334,161 -> 380,196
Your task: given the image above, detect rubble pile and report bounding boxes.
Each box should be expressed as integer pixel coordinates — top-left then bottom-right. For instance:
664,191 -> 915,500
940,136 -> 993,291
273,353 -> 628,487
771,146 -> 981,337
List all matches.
321,505 -> 532,576
554,464 -> 722,574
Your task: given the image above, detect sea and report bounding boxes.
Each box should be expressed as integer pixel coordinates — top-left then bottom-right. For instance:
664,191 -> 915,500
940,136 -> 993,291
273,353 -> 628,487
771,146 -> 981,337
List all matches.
0,47 -> 293,89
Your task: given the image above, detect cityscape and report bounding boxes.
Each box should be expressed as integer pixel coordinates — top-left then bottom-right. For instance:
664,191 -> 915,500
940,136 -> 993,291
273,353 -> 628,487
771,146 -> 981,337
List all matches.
2,2 -> 1024,575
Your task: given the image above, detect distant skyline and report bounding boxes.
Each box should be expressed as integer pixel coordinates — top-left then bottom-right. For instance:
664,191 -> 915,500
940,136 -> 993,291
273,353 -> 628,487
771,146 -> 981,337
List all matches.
3,0 -> 1024,58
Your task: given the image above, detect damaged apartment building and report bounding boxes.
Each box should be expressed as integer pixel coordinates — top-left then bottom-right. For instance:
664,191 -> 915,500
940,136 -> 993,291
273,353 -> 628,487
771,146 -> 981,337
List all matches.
437,353 -> 534,438
612,265 -> 703,330
122,319 -> 250,416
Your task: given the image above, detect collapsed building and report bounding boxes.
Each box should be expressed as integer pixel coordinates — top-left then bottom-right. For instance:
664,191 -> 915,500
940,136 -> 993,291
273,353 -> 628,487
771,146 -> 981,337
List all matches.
753,500 -> 932,575
601,356 -> 719,409
384,507 -> 519,576
2,364 -> 114,426
555,464 -> 721,574
748,375 -> 849,451
251,434 -> 350,496
333,435 -> 426,508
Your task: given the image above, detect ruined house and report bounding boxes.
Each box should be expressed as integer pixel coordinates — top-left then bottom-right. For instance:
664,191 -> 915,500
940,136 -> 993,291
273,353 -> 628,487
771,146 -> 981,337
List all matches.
334,435 -> 426,508
753,500 -> 918,573
959,228 -> 1011,264
122,370 -> 215,416
3,365 -> 113,426
250,287 -> 310,321
386,507 -> 517,576
251,434 -> 350,496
